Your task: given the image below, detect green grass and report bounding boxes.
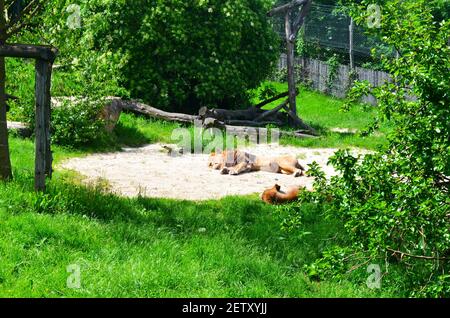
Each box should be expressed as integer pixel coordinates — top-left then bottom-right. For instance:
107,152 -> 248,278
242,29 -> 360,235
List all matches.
0,137 -> 399,297
109,82 -> 390,152
252,82 -> 391,150
114,115 -> 183,147
2,71 -> 395,297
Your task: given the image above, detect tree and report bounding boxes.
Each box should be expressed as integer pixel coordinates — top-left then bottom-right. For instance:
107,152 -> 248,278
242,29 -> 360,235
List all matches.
306,0 -> 449,295
267,0 -> 316,134
0,0 -> 46,181
66,0 -> 280,114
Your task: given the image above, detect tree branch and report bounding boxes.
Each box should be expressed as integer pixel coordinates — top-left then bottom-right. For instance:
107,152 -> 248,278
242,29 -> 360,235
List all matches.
254,99 -> 288,122
290,0 -> 312,41
0,43 -> 58,62
267,0 -> 307,17
387,248 -> 449,261
6,1 -> 46,38
254,90 -> 290,109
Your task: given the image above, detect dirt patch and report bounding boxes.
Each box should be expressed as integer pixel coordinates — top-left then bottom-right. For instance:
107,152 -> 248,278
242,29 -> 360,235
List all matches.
59,143 -> 368,201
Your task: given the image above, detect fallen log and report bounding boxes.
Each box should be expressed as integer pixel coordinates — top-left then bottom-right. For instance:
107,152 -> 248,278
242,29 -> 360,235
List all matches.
198,106 -> 263,121
107,98 -> 317,138
254,99 -> 289,122
203,117 -> 317,139
285,108 -> 319,136
116,98 -> 199,123
223,119 -> 284,127
254,91 -> 290,109
7,121 -> 32,138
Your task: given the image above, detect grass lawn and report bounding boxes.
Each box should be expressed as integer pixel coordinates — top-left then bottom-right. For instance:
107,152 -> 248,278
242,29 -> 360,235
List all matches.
0,84 -> 399,297
0,137 -> 400,297
110,82 -> 390,152
252,82 -> 391,150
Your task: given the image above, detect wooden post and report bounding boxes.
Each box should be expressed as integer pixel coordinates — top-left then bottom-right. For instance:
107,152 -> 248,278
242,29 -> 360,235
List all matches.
349,18 -> 354,70
285,12 -> 297,117
0,44 -> 57,191
35,59 -> 53,191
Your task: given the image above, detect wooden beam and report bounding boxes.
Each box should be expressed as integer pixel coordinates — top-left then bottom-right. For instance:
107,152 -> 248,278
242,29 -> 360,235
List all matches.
118,99 -> 198,123
285,12 -> 297,117
34,58 -> 53,191
0,44 -> 58,62
254,91 -> 289,109
42,61 -> 53,178
291,0 -> 312,42
349,18 -> 355,70
203,118 -> 317,139
267,0 -> 308,17
254,99 -> 289,122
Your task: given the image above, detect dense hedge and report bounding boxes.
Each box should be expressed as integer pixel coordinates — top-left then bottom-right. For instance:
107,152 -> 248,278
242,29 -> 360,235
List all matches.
97,0 -> 279,113
301,0 -> 450,296
29,0 -> 279,113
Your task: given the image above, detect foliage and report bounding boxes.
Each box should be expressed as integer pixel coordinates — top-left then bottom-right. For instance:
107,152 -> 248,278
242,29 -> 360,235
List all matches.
305,0 -> 450,296
257,82 -> 279,101
325,54 -> 339,93
50,99 -> 109,148
15,0 -> 128,99
26,0 -> 279,113
267,64 -> 306,85
5,58 -> 116,148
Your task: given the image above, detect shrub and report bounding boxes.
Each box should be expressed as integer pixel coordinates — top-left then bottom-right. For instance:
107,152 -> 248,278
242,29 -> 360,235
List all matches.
51,99 -> 109,148
90,0 -> 279,113
301,0 -> 450,296
30,0 -> 279,114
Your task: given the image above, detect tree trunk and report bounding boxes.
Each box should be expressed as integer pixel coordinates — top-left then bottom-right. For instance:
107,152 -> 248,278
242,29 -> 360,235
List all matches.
285,12 -> 297,117
0,55 -> 12,181
117,98 -> 198,123
349,18 -> 354,70
0,0 -> 13,181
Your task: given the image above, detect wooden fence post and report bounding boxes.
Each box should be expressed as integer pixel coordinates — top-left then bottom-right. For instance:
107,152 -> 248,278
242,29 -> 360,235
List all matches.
34,58 -> 53,191
285,12 -> 297,117
349,18 -> 354,70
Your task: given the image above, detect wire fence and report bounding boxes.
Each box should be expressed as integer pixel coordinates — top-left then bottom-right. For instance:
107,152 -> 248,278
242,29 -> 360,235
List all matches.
271,3 -> 394,60
276,54 -> 391,105
270,2 -> 396,104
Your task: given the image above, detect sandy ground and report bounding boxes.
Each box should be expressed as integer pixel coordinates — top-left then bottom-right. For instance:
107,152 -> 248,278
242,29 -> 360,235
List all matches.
59,143 -> 367,201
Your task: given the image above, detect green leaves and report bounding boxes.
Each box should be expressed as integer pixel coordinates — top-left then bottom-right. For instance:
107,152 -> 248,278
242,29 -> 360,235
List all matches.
84,0 -> 278,113
306,0 -> 450,296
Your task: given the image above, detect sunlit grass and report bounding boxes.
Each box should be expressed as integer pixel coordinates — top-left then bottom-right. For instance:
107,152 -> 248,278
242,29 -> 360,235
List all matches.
0,136 -> 400,297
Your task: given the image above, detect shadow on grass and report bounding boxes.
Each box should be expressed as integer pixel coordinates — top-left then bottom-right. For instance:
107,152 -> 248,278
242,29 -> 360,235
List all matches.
49,122 -> 152,156
28,176 -> 342,266
113,122 -> 150,148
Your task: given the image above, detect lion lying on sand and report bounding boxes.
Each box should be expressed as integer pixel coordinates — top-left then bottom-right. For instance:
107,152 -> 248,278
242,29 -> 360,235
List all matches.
208,149 -> 306,177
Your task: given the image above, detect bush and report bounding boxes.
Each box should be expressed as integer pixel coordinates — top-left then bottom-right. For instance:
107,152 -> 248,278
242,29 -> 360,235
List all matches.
301,0 -> 450,296
29,0 -> 279,114
92,0 -> 279,113
51,99 -> 109,148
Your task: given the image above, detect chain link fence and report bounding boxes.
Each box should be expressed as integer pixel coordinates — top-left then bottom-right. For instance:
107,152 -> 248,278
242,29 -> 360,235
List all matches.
271,3 -> 395,63
270,2 -> 396,104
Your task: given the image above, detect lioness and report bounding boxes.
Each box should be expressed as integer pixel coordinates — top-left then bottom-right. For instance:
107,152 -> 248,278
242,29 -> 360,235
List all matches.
208,149 -> 305,177
261,184 -> 301,204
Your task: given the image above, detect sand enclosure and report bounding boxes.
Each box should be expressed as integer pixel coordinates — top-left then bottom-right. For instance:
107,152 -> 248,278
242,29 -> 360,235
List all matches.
59,143 -> 367,201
